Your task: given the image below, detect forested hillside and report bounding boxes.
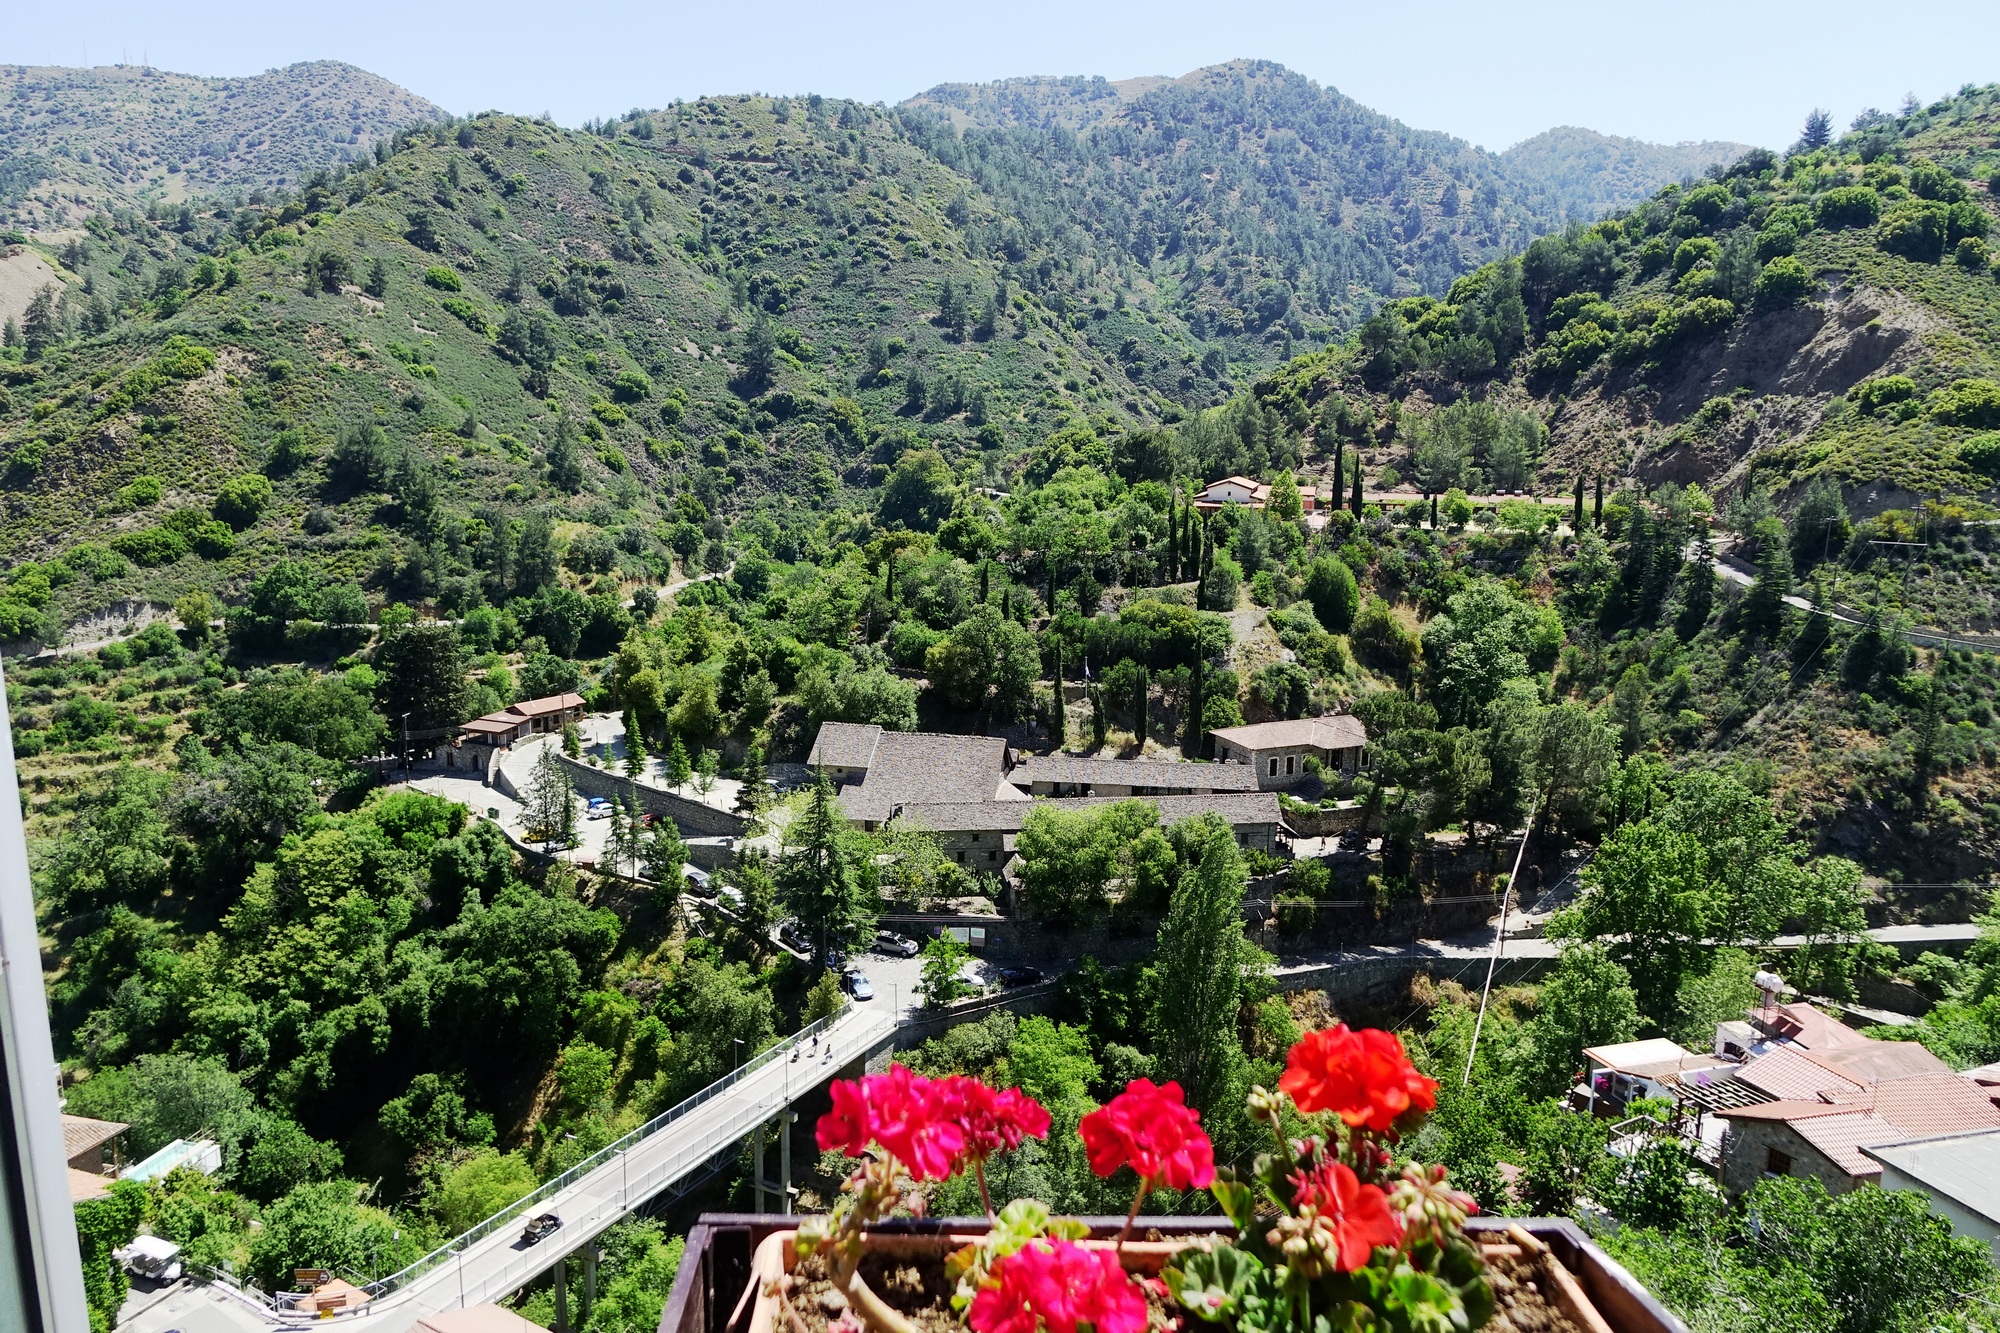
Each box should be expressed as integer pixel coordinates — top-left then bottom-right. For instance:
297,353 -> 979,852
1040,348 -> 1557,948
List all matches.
1498,127 -> 1751,220
0,62 -> 443,228
16,60 -> 2000,1333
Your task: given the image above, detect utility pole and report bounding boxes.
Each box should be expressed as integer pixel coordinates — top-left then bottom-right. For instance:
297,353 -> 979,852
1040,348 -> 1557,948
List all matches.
1463,798 -> 1537,1087
400,711 -> 412,780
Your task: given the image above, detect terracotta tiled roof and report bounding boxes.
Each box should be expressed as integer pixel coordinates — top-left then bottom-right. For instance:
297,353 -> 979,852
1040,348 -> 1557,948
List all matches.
1766,1002 -> 1869,1049
1821,1071 -> 2000,1136
1789,1110 -> 1905,1177
1807,1041 -> 1952,1086
1736,1045 -> 1865,1101
506,692 -> 586,719
1208,715 -> 1368,753
61,1115 -> 126,1159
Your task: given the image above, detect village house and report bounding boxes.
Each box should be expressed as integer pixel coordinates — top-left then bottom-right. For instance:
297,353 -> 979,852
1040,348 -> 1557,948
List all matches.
1192,475 -> 1317,515
1863,1129 -> 2000,1259
806,722 -> 1022,831
1208,715 -> 1368,787
452,692 -> 589,775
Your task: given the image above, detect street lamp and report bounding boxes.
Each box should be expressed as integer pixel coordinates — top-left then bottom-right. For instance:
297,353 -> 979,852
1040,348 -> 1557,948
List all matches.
400,711 -> 412,781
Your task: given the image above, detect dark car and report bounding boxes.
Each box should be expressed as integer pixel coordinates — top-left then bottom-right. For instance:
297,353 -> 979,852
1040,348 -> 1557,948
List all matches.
996,967 -> 1046,989
522,1213 -> 563,1246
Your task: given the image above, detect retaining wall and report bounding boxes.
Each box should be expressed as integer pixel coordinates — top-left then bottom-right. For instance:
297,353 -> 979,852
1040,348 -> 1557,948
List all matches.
555,754 -> 749,837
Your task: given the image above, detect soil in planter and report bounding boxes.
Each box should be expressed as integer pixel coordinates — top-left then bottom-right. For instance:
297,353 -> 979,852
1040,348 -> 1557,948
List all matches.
1483,1251 -> 1589,1333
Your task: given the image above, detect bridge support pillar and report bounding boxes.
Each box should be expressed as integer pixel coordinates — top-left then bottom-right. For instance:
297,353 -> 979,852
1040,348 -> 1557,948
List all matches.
752,1122 -> 767,1213
780,1110 -> 794,1216
552,1253 -> 568,1333
582,1245 -> 598,1324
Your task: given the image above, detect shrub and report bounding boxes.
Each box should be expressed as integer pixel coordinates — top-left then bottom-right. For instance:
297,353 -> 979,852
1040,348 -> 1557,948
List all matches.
1672,236 -> 1718,277
1755,223 -> 1799,260
1813,186 -> 1884,230
439,298 -> 487,333
1755,255 -> 1814,305
1930,379 -> 2000,428
1850,375 -> 1917,414
1878,201 -> 1949,262
213,473 -> 273,529
423,266 -> 463,291
612,369 -> 652,402
115,475 -> 163,509
110,526 -> 189,566
1955,237 -> 1990,271
1909,161 -> 1970,203
1958,433 -> 2000,477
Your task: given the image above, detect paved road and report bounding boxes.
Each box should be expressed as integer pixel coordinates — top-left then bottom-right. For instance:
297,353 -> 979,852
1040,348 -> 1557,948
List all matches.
1706,540 -> 2000,655
123,1004 -> 898,1333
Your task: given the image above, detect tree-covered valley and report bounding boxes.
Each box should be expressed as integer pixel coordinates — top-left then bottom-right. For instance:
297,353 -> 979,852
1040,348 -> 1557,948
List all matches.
10,57 -> 2000,1333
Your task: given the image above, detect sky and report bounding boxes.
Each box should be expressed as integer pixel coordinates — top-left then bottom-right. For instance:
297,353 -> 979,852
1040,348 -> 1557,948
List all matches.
6,0 -> 2000,153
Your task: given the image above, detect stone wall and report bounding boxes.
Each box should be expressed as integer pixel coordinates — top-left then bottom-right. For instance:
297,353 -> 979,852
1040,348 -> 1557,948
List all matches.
1269,951 -> 1555,1010
555,754 -> 748,837
1718,1118 -> 1863,1198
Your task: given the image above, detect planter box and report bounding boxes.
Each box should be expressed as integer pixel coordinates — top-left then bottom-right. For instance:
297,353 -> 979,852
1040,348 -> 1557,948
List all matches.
658,1214 -> 1686,1333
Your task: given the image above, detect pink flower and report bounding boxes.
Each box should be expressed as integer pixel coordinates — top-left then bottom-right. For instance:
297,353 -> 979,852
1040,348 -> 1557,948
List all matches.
968,1240 -> 1148,1333
1279,1026 -> 1438,1133
932,1075 -> 1052,1167
1078,1079 -> 1215,1190
813,1065 -> 966,1182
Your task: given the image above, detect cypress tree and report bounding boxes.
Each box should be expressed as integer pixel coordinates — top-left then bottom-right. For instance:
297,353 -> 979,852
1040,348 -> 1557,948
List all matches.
1333,437 -> 1344,501
979,561 -> 990,603
1593,475 -> 1604,528
885,554 -> 896,600
1134,665 -> 1150,743
1430,496 -> 1438,530
1573,476 -> 1585,530
1350,468 -> 1364,518
1184,649 -> 1205,758
1003,585 -> 1013,620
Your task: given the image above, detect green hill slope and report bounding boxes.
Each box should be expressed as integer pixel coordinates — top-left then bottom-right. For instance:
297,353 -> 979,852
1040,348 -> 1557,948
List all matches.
1498,127 -> 1750,220
0,61 -> 444,227
0,96 -> 1212,629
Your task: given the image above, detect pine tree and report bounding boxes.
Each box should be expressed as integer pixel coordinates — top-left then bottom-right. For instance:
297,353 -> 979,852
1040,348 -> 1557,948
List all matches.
1676,556 -> 1716,640
665,737 -> 691,790
694,748 -> 719,795
1741,525 -> 1794,640
1792,580 -> 1836,678
735,744 -> 768,816
622,710 -> 648,779
775,778 -> 873,964
605,797 -> 628,875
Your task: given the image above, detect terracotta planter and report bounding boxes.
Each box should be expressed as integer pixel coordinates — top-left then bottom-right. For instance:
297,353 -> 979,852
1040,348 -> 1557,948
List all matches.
662,1215 -> 1686,1333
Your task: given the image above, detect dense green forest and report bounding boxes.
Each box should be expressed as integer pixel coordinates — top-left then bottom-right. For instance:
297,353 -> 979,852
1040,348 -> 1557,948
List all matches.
15,63 -> 2000,1333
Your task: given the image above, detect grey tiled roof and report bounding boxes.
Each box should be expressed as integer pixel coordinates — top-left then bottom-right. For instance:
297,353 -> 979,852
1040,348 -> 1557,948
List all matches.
1012,755 -> 1261,792
821,728 -> 1011,823
807,721 -> 885,770
896,792 -> 1281,834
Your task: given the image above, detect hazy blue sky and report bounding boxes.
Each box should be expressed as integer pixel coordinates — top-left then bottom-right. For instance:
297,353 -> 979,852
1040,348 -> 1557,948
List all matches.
7,0 -> 1999,152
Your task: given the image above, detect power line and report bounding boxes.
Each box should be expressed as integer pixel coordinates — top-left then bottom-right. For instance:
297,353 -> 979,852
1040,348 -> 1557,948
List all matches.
1463,797 -> 1536,1087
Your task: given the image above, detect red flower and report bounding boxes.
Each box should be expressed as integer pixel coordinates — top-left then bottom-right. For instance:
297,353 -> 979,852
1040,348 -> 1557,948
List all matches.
813,1065 -> 966,1181
1278,1025 -> 1438,1132
1287,1159 -> 1404,1271
932,1075 -> 1052,1167
1078,1079 -> 1215,1189
968,1240 -> 1148,1333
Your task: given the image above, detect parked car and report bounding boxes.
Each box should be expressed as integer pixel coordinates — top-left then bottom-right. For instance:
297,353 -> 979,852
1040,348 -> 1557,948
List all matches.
996,967 -> 1046,989
117,1235 -> 182,1284
844,969 -> 875,1001
682,864 -> 715,896
522,1213 -> 563,1246
777,920 -> 810,953
874,930 -> 919,957
585,799 -> 612,820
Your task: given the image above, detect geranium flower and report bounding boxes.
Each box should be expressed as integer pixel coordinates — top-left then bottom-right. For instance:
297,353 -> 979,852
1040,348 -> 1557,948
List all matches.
932,1075 -> 1052,1166
1276,1159 -> 1403,1273
1078,1078 -> 1215,1189
1278,1025 -> 1438,1132
968,1240 -> 1148,1333
813,1065 -> 966,1181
